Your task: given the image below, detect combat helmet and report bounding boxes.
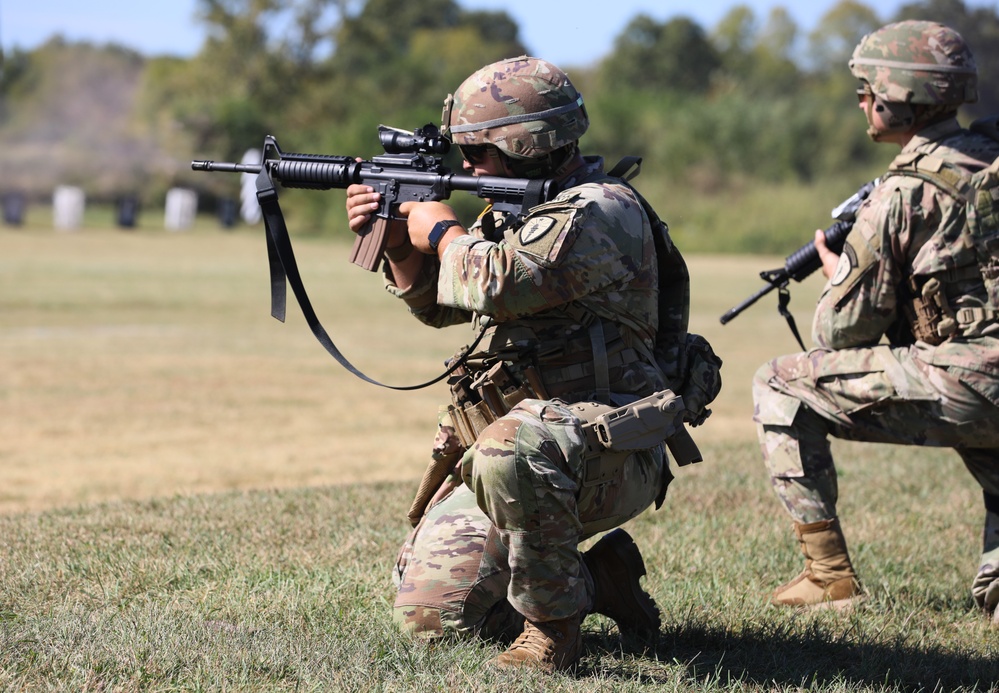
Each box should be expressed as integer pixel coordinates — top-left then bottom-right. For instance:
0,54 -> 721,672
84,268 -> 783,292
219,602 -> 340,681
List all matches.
849,20 -> 978,106
441,56 -> 588,163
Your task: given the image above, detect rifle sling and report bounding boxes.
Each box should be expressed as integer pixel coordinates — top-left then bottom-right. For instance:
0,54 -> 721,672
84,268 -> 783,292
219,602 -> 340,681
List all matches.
254,167 -> 484,391
777,286 -> 807,351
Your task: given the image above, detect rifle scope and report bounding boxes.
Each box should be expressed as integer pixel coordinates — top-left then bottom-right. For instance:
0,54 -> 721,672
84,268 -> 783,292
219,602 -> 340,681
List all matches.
378,124 -> 450,156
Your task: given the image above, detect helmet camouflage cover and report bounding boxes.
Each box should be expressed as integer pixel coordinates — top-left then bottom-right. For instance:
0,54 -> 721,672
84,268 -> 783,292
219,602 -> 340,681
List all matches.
849,20 -> 977,106
442,56 -> 589,159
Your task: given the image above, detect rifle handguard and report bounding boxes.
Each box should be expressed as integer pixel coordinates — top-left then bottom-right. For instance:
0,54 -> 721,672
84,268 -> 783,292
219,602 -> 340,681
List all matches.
719,178 -> 879,327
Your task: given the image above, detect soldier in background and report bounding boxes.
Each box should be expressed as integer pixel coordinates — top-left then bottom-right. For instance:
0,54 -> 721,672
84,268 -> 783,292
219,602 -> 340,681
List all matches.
345,56 -> 720,670
753,20 -> 999,621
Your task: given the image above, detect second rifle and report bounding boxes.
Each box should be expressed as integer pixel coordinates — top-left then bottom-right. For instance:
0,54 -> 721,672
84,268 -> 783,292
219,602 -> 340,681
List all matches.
720,178 -> 879,348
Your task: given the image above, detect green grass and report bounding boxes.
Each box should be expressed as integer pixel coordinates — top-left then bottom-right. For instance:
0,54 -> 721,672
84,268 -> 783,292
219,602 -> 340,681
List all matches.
2,447 -> 996,690
2,221 -> 998,690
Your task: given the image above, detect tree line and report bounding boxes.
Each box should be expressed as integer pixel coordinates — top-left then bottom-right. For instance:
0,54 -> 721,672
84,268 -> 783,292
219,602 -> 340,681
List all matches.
1,0 -> 997,240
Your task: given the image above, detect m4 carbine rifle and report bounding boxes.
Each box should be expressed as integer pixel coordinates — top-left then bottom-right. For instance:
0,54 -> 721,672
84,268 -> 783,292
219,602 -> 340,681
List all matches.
190,124 -> 560,391
192,124 -> 558,271
719,178 -> 879,349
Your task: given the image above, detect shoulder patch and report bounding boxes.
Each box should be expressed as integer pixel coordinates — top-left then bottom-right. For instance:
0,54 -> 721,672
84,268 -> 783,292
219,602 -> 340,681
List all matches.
511,203 -> 581,268
519,216 -> 557,245
830,242 -> 857,286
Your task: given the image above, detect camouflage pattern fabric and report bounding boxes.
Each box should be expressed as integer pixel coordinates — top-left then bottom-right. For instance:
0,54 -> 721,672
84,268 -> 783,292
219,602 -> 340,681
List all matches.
849,20 -> 977,107
386,159 -> 679,637
754,344 -> 999,522
392,483 -> 523,642
386,157 -> 668,400
393,400 -> 667,634
441,159 -> 656,340
443,56 -> 588,159
754,117 -> 999,602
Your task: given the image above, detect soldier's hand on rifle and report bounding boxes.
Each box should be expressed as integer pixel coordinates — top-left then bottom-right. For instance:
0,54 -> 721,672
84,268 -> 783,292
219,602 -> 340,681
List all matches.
397,201 -> 467,256
345,184 -> 385,230
814,229 -> 841,280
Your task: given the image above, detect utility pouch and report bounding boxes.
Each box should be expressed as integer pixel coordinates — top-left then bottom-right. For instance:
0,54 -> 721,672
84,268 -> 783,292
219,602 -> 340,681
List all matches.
904,276 -> 956,344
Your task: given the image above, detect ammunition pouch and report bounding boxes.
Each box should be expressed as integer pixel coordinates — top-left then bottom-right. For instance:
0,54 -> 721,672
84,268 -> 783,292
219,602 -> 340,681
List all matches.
903,275 -> 955,345
447,360 -> 540,449
903,273 -> 999,343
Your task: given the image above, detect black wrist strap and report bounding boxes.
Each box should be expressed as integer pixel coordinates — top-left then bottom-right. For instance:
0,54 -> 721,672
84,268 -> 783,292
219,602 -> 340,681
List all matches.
255,168 -> 483,390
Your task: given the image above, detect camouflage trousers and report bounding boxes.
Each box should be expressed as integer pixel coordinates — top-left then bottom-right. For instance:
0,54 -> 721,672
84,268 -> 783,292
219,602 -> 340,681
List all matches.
753,344 -> 999,609
392,398 -> 669,639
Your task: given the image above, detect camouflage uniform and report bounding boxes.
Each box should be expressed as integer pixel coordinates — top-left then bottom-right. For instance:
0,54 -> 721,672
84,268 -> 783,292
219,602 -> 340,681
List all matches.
754,20 -> 999,614
387,155 -> 677,637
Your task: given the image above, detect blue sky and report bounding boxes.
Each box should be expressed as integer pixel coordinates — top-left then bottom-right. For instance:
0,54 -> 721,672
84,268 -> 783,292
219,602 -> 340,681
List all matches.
4,0 -> 997,68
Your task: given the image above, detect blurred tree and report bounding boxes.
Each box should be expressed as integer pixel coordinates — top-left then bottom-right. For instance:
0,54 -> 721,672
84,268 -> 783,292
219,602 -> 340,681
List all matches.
712,5 -> 757,60
599,15 -> 720,94
0,40 -> 162,198
0,47 -> 31,122
709,6 -> 802,94
806,0 -> 882,76
751,8 -> 800,87
325,0 -> 524,107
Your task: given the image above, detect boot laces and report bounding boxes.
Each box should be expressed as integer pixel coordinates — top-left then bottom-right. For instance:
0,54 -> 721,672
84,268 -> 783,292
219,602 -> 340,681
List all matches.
508,622 -> 557,657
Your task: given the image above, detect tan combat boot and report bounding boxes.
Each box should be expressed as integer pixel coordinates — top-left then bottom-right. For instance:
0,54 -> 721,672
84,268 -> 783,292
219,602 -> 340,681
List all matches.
772,518 -> 863,610
582,529 -> 661,646
489,616 -> 583,672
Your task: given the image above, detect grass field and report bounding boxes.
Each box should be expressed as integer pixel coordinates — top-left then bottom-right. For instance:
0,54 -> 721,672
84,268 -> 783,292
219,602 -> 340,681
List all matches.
2,223 -> 998,690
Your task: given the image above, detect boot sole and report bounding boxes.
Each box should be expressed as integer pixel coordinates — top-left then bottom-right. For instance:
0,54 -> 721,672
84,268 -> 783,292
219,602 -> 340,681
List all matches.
774,593 -> 867,613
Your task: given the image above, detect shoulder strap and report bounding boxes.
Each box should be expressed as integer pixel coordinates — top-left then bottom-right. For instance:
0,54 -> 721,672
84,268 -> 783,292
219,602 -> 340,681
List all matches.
608,157 -> 691,383
887,152 -> 974,201
607,156 -> 642,182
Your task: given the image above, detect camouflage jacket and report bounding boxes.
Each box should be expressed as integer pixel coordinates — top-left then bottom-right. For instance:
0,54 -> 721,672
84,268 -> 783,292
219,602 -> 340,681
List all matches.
384,156 -> 670,402
813,117 -> 999,402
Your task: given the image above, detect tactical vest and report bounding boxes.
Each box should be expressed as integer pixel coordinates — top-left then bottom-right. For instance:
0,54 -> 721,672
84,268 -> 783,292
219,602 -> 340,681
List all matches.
444,159 -> 721,448
886,117 -> 999,345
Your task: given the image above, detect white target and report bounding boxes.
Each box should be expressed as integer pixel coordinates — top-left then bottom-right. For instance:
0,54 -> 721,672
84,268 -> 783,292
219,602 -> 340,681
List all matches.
240,148 -> 263,225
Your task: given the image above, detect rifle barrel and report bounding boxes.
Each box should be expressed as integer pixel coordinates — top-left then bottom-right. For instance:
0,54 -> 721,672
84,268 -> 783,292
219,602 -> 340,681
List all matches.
719,281 -> 779,324
191,161 -> 261,174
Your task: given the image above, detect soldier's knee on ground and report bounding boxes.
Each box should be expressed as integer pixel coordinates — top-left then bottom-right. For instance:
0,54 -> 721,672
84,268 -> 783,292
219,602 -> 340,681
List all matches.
394,604 -> 446,640
394,600 -> 524,643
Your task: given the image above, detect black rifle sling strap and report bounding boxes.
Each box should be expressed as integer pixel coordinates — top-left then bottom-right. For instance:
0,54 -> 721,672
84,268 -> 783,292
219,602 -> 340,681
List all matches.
254,167 -> 485,391
777,286 -> 807,351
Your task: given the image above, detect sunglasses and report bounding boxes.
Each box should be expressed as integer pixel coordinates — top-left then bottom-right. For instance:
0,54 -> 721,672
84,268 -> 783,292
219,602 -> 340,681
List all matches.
458,144 -> 492,165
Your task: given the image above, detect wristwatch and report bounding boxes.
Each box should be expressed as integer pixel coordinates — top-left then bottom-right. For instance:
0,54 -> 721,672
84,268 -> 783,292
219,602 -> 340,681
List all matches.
428,219 -> 461,252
